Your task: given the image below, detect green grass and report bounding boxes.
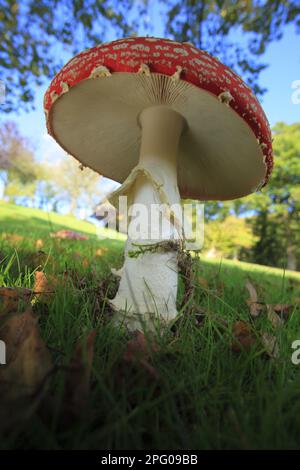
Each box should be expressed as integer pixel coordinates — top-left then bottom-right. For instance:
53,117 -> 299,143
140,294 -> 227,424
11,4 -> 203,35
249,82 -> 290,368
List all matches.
0,201 -> 300,450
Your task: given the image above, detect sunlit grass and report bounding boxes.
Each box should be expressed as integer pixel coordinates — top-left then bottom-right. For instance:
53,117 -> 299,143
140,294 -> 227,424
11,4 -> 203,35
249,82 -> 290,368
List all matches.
0,200 -> 126,241
0,203 -> 300,450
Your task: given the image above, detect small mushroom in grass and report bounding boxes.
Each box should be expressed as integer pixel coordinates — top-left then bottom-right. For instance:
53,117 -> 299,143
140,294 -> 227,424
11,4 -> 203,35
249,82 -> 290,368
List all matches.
44,37 -> 273,331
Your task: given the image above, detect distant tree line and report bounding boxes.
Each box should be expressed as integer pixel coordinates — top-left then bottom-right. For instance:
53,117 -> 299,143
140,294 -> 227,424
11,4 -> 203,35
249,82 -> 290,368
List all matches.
0,120 -> 299,271
202,123 -> 300,271
0,121 -> 103,216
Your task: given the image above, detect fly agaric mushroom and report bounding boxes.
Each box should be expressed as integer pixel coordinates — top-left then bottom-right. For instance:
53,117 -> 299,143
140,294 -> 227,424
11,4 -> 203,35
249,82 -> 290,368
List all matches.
44,37 -> 273,330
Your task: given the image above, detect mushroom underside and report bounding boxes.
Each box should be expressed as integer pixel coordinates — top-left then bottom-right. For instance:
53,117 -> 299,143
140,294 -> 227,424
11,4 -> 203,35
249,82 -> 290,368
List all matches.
50,73 -> 266,201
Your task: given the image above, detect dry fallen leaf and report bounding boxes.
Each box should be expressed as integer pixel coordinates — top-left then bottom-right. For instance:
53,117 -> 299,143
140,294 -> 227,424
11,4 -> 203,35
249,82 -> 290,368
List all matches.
261,332 -> 279,358
36,239 -> 44,250
245,280 -> 296,323
266,304 -> 284,329
0,307 -> 53,400
0,286 -> 32,300
33,271 -> 57,301
0,287 -> 33,314
245,279 -> 264,317
231,321 -> 257,352
273,304 -> 294,319
64,330 -> 96,416
123,331 -> 160,380
50,230 -> 88,240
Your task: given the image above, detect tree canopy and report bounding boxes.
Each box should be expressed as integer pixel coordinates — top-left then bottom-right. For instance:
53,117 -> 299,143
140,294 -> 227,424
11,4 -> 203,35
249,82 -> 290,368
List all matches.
250,123 -> 300,269
0,121 -> 38,196
0,0 -> 137,111
0,0 -> 299,111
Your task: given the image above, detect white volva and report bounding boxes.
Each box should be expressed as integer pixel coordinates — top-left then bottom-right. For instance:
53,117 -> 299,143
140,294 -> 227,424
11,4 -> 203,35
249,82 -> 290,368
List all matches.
109,106 -> 186,330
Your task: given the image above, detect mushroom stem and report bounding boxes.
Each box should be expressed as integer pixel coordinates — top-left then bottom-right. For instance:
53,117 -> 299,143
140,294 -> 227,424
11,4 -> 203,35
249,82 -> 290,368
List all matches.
110,106 -> 185,330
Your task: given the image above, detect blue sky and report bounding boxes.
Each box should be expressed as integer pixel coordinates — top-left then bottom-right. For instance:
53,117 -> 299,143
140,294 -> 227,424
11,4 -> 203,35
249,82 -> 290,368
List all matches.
1,8 -> 300,195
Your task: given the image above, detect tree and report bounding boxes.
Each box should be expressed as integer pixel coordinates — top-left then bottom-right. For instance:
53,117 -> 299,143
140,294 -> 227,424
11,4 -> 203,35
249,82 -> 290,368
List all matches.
41,154 -> 104,215
198,122 -> 300,269
204,214 -> 255,259
165,0 -> 300,95
1,0 -> 299,111
0,0 -> 138,111
0,121 -> 39,201
249,123 -> 300,269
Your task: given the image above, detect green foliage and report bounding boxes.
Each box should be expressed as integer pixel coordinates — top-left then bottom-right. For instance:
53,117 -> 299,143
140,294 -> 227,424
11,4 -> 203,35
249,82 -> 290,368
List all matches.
199,123 -> 300,270
0,0 -> 299,110
0,121 -> 39,200
204,215 -> 256,259
0,0 -> 138,111
0,121 -> 104,213
164,0 -> 300,95
41,154 -> 104,215
249,123 -> 300,270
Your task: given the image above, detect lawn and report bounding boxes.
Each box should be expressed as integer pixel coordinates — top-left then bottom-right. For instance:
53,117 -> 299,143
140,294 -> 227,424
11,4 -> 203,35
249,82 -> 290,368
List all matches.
0,201 -> 300,450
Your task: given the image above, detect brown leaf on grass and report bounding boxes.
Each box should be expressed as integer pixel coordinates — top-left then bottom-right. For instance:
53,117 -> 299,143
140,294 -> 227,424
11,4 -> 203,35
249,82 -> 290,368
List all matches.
0,286 -> 32,300
36,239 -> 44,250
0,308 -> 53,400
64,330 -> 96,416
0,287 -> 33,314
123,331 -> 160,380
245,280 -> 296,322
266,305 -> 284,329
33,271 -> 57,301
82,257 -> 90,269
245,279 -> 264,317
231,321 -> 257,352
50,230 -> 89,240
261,332 -> 279,358
273,304 -> 294,319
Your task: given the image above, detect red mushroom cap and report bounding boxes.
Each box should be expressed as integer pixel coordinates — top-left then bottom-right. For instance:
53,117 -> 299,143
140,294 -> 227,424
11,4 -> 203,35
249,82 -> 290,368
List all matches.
44,37 -> 273,200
